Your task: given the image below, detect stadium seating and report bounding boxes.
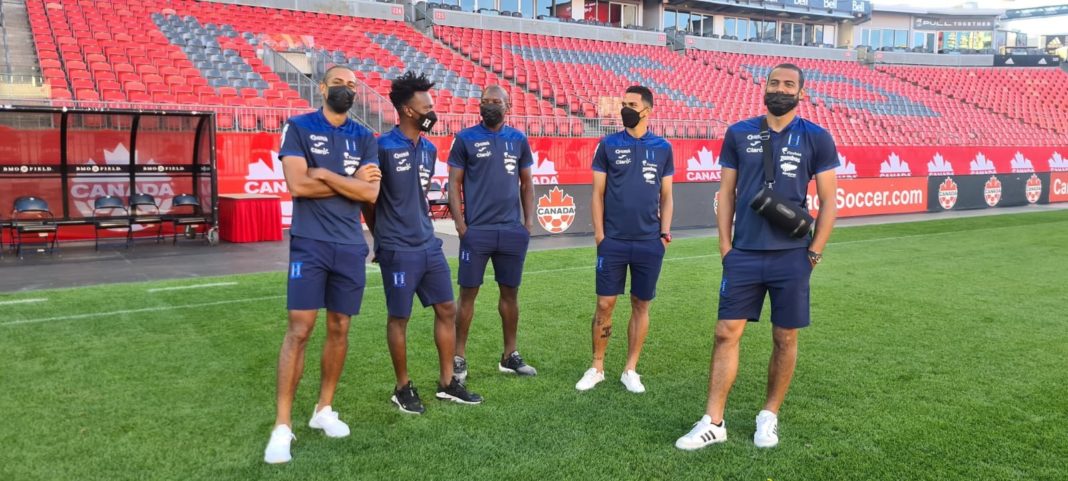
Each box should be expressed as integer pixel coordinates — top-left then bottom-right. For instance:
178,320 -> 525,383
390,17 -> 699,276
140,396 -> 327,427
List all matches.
691,51 -> 1067,146
435,26 -> 722,138
878,65 -> 1068,136
19,0 -> 1068,144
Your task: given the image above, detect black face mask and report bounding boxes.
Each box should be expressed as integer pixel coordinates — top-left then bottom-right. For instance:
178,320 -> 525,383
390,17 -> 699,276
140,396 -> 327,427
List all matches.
480,103 -> 505,128
764,92 -> 799,117
325,85 -> 355,114
416,110 -> 438,133
621,106 -> 643,129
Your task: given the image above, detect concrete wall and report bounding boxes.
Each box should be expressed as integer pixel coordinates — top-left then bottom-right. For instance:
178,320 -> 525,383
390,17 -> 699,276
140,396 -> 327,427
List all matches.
430,8 -> 668,46
684,36 -> 858,62
872,50 -> 994,66
205,0 -> 405,21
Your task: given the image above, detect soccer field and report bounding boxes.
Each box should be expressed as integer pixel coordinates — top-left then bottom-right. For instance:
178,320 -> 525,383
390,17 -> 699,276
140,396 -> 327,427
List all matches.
2,210 -> 1067,481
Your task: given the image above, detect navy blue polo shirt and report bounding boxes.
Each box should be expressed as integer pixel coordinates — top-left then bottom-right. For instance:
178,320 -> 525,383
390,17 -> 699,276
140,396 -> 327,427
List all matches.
591,130 -> 674,240
447,123 -> 534,229
369,127 -> 437,251
278,109 -> 377,245
720,115 -> 839,251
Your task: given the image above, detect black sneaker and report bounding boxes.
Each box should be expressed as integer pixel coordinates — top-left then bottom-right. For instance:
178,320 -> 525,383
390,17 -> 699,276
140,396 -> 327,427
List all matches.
453,355 -> 468,383
391,381 -> 425,414
498,351 -> 538,376
436,378 -> 483,404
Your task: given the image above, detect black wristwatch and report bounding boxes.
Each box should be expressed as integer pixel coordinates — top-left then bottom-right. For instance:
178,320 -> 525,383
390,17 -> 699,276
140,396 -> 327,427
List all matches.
807,250 -> 822,264
660,232 -> 672,243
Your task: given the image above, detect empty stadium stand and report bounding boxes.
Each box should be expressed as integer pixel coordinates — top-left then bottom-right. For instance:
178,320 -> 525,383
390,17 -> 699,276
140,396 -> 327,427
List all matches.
878,65 -> 1068,136
12,0 -> 1068,146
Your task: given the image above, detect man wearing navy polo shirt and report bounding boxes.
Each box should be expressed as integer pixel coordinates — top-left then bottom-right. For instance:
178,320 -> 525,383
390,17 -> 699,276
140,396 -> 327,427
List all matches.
575,85 -> 674,394
676,64 -> 839,451
448,85 -> 538,382
366,71 -> 482,415
265,65 -> 382,464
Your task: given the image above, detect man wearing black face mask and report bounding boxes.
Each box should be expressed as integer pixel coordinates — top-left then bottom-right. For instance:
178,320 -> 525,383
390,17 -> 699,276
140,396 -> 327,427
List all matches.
676,63 -> 838,451
362,71 -> 482,414
266,65 -> 382,464
576,85 -> 674,394
448,85 -> 538,383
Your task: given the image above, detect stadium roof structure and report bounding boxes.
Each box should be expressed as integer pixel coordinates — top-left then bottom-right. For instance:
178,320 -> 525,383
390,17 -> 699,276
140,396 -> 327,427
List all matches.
664,0 -> 872,23
871,3 -> 1006,16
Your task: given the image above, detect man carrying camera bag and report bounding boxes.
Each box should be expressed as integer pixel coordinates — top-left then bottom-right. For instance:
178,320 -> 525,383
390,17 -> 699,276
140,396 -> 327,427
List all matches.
675,63 -> 838,451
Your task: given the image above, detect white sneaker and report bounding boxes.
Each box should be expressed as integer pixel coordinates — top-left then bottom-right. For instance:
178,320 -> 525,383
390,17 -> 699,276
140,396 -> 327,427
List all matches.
754,410 -> 779,448
308,405 -> 350,438
264,424 -> 295,464
675,415 -> 727,450
575,368 -> 605,391
620,370 -> 646,393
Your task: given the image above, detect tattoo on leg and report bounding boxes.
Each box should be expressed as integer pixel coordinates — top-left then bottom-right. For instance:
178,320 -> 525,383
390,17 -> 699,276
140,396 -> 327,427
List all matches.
600,325 -> 612,339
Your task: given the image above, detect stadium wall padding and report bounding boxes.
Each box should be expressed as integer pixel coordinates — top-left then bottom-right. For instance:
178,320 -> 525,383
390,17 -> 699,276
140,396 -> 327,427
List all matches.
4,131 -> 1067,241
529,183 -> 718,237
927,173 -> 1051,211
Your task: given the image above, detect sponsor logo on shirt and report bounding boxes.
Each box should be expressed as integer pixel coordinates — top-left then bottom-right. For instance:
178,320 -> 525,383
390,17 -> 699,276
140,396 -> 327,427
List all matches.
343,152 -> 361,175
780,148 -> 802,178
311,146 -> 330,156
309,134 -> 329,142
641,160 -> 658,184
395,154 -> 412,173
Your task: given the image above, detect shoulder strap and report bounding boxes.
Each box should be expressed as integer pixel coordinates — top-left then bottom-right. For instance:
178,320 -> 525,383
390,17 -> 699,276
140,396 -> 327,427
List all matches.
759,116 -> 774,187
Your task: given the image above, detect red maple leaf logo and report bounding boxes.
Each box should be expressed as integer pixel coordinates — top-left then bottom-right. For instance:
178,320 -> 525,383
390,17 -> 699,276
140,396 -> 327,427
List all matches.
536,187 -> 576,234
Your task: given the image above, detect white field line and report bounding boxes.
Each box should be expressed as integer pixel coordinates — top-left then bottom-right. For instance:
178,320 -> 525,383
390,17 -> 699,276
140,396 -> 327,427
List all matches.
4,223 -> 1050,327
147,282 -> 238,293
0,298 -> 48,306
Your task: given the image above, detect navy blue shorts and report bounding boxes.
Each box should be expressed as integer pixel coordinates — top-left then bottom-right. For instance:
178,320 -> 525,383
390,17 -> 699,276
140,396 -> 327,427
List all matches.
287,236 -> 369,316
595,237 -> 665,301
458,225 -> 530,288
717,247 -> 813,329
377,245 -> 454,318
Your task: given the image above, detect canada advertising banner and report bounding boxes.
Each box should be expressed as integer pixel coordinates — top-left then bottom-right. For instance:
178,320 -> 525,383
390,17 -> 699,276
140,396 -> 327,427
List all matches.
6,129 -> 1062,241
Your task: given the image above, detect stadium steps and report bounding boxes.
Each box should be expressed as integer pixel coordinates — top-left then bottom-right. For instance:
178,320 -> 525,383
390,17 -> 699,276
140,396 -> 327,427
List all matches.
430,25 -> 602,126
428,27 -> 534,103
1,0 -> 41,76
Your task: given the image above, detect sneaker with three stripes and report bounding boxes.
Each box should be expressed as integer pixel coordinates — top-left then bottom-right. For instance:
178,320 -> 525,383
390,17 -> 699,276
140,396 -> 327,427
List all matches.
675,415 -> 727,451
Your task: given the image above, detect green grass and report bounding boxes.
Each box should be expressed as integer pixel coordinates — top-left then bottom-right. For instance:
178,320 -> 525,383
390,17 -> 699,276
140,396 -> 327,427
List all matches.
2,211 -> 1067,481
